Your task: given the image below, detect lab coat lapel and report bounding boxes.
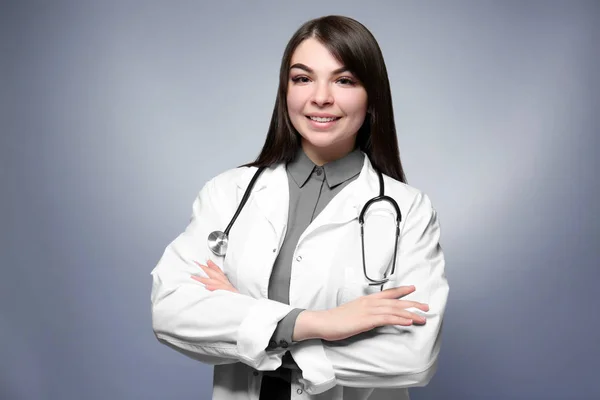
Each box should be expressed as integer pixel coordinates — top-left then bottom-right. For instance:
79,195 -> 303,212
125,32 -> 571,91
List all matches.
298,155 -> 380,243
235,164 -> 289,242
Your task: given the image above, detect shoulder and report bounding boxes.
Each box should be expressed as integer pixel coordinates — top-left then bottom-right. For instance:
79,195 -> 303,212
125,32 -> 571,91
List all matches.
381,174 -> 437,219
377,175 -> 442,242
209,165 -> 257,188
204,163 -> 283,195
190,166 -> 258,216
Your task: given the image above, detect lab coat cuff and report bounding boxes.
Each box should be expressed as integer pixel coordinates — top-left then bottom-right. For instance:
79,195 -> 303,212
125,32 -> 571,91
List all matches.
267,308 -> 305,349
289,339 -> 336,395
237,298 -> 295,370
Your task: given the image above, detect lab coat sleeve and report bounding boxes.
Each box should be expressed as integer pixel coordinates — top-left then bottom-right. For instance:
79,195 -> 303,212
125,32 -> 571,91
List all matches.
150,173 -> 295,370
289,191 -> 449,395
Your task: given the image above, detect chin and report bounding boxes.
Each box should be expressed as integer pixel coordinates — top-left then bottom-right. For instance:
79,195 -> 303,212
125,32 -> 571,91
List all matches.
300,133 -> 339,148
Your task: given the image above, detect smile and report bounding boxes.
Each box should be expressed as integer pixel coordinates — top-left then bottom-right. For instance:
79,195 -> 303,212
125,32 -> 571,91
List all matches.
306,116 -> 341,122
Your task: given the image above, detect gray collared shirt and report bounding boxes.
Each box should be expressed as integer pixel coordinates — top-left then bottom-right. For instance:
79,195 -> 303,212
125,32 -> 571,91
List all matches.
264,146 -> 364,372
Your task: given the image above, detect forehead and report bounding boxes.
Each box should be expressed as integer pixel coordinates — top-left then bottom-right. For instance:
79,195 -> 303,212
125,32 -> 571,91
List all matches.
290,38 -> 344,70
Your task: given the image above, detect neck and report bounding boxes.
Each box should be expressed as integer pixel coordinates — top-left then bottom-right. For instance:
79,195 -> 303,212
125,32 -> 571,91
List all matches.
301,137 -> 357,166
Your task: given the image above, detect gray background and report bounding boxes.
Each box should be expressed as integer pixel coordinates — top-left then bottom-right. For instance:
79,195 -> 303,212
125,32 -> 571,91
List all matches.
1,0 -> 599,399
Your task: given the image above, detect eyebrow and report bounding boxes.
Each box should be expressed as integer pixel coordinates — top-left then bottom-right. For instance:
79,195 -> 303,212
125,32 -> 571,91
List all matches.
289,63 -> 350,75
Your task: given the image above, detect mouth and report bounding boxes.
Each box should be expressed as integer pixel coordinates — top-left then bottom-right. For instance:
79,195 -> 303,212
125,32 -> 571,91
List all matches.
306,115 -> 341,123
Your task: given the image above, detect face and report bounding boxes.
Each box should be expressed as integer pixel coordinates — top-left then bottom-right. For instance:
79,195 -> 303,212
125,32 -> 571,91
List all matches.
286,38 -> 368,165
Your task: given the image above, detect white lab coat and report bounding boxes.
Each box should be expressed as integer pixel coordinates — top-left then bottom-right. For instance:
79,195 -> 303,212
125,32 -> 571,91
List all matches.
150,154 -> 448,400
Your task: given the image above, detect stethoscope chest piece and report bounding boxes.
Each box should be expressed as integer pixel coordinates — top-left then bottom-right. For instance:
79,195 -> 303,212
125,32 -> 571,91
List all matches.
208,230 -> 228,257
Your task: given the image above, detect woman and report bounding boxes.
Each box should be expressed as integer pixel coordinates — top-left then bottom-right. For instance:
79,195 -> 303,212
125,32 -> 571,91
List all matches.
151,15 -> 448,400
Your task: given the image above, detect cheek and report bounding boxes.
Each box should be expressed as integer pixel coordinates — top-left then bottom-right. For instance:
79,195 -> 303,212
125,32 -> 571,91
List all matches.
337,91 -> 368,118
286,88 -> 305,116
286,90 -> 307,135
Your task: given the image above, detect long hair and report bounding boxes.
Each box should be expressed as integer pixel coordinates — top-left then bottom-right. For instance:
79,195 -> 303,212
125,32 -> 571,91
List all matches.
244,15 -> 407,183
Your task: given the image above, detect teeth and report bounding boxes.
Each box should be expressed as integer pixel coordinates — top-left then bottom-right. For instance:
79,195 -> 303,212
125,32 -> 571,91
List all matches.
309,116 -> 337,122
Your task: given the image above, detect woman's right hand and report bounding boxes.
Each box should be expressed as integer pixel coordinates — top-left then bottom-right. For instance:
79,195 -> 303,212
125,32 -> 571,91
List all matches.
293,286 -> 429,342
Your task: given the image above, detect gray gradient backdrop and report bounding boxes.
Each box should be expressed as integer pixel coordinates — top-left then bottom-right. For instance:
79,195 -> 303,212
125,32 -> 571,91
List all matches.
2,1 -> 599,399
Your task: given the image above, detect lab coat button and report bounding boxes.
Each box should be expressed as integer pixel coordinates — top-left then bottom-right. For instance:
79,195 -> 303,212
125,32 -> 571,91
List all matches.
297,388 -> 303,394
253,371 -> 259,376
272,248 -> 276,252
279,340 -> 288,348
296,256 -> 302,262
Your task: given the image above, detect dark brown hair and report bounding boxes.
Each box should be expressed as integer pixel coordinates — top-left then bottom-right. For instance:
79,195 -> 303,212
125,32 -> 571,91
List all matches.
244,15 -> 406,183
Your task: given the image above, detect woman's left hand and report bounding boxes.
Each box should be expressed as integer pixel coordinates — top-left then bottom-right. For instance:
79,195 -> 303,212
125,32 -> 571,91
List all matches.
191,259 -> 239,293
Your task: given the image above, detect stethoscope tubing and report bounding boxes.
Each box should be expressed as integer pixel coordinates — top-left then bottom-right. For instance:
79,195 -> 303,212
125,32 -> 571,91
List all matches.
223,166 -> 268,236
208,164 -> 402,290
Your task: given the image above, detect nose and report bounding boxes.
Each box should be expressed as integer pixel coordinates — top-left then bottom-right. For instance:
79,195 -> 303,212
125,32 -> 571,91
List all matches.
311,82 -> 333,107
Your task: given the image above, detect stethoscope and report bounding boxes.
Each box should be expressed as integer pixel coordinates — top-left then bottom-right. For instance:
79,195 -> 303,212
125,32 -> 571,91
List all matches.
208,165 -> 402,286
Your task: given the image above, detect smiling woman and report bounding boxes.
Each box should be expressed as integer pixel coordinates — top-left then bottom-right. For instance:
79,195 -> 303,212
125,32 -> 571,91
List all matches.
150,15 -> 448,400
287,38 -> 368,165
246,15 -> 406,183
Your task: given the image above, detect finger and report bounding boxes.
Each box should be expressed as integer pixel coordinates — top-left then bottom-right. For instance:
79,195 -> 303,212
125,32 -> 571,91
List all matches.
369,285 -> 416,299
371,306 -> 427,324
206,259 -> 225,275
191,275 -> 219,287
206,260 -> 231,283
191,275 -> 222,291
374,299 -> 430,312
191,275 -> 210,285
398,301 -> 430,312
372,314 -> 414,327
193,261 -> 227,283
191,275 -> 211,290
191,275 -> 238,294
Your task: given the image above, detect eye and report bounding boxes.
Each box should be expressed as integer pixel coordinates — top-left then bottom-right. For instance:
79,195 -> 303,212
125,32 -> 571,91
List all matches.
336,77 -> 357,86
291,76 -> 310,84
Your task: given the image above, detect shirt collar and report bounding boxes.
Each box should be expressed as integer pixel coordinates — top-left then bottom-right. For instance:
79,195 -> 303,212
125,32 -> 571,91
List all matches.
287,146 -> 365,189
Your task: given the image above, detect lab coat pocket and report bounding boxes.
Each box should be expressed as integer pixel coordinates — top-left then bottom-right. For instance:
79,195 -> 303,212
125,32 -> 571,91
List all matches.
340,208 -> 398,304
